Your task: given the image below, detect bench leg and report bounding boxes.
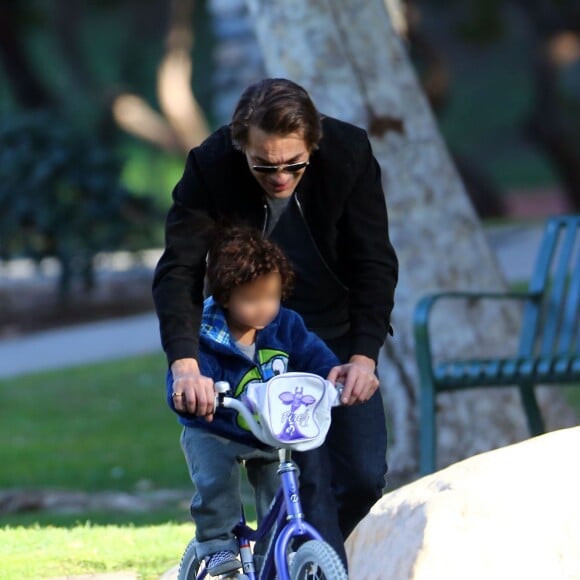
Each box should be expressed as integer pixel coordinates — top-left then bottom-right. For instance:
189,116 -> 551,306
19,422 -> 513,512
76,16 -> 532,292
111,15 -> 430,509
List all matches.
419,378 -> 437,475
519,384 -> 545,436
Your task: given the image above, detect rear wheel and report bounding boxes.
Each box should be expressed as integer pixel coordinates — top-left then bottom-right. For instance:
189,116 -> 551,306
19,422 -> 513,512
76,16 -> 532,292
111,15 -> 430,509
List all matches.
289,540 -> 347,580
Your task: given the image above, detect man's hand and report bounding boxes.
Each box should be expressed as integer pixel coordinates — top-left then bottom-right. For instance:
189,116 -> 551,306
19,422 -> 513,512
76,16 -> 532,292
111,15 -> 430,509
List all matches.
327,354 -> 379,406
170,358 -> 216,422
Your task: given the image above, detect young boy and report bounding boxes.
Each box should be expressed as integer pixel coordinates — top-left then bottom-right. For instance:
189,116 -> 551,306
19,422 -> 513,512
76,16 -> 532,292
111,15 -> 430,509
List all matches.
167,226 -> 347,576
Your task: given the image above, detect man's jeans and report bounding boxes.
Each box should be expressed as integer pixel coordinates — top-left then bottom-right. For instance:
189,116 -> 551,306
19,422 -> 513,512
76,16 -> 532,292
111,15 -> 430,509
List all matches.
293,333 -> 388,567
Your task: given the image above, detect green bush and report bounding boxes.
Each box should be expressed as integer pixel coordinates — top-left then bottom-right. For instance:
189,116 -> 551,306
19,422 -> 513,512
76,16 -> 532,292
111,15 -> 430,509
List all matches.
0,112 -> 162,296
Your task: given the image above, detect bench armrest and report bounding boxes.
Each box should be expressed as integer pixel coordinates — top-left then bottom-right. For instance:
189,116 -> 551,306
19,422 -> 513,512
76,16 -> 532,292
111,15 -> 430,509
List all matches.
413,290 -> 542,374
414,290 -> 540,327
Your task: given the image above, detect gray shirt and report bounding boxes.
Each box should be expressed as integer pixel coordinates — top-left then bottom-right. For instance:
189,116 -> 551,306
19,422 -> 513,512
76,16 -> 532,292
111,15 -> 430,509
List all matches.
236,340 -> 256,361
264,195 -> 292,237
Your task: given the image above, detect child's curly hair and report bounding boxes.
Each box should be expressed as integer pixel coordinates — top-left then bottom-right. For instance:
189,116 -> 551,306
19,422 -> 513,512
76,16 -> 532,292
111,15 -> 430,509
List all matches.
206,225 -> 295,306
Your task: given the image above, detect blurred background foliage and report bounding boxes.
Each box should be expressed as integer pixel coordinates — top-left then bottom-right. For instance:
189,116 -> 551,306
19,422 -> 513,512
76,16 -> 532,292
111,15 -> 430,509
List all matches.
0,0 -> 578,294
0,112 -> 161,296
407,0 -> 580,216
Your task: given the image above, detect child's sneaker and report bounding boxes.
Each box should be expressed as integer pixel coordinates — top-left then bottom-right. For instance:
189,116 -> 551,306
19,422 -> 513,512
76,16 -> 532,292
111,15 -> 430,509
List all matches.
205,550 -> 240,576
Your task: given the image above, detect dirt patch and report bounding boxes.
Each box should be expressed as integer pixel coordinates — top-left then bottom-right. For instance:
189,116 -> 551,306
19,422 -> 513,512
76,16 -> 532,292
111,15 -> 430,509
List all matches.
0,488 -> 190,515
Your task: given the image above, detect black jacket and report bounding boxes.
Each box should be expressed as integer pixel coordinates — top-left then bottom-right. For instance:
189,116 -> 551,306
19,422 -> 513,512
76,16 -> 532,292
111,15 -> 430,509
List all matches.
153,116 -> 398,364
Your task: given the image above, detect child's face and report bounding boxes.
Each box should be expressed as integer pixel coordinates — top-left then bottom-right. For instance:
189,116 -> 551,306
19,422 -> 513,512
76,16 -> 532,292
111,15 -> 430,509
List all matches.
225,272 -> 282,331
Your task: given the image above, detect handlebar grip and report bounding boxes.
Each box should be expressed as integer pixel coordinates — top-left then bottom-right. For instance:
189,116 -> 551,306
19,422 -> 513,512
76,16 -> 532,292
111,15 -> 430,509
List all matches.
214,381 -> 230,394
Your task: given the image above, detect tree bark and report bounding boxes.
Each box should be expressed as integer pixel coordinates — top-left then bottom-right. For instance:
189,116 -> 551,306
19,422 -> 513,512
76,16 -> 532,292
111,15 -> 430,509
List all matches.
245,0 -> 576,481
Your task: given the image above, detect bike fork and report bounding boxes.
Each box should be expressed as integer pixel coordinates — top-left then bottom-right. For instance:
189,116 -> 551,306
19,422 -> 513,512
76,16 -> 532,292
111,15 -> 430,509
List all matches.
273,449 -> 322,579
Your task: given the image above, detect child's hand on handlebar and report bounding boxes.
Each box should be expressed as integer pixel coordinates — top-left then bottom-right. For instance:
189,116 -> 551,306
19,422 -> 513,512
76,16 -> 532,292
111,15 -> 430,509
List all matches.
327,355 -> 379,405
170,358 -> 215,421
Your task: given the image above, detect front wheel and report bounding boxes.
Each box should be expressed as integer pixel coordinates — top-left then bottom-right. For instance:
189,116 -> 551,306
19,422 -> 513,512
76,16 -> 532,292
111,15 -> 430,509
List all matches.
289,540 -> 347,580
177,539 -> 200,580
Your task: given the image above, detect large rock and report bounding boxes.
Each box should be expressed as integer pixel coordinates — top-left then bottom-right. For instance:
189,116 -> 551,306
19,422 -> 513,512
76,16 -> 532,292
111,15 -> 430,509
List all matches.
345,427 -> 580,579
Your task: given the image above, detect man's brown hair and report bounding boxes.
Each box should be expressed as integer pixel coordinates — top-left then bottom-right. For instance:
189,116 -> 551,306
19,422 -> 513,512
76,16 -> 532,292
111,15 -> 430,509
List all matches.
230,78 -> 322,151
206,225 -> 294,306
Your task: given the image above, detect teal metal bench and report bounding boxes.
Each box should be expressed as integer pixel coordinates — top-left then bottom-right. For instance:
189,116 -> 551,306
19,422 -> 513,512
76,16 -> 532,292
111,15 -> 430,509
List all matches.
414,214 -> 580,474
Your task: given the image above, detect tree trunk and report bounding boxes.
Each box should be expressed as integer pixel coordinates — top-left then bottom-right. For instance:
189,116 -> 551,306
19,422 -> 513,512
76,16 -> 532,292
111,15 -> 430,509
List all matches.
245,0 -> 576,482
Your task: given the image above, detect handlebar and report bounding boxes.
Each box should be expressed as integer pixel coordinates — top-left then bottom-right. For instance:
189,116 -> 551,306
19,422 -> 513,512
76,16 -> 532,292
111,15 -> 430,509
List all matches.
221,393 -> 264,439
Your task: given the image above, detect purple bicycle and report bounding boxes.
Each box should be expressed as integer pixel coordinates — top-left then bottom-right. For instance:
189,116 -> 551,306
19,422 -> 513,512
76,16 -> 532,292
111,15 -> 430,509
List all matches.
177,372 -> 348,580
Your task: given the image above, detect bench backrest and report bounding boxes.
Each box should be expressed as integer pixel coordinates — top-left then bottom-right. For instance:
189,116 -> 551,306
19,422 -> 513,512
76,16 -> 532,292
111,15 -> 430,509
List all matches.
519,215 -> 580,358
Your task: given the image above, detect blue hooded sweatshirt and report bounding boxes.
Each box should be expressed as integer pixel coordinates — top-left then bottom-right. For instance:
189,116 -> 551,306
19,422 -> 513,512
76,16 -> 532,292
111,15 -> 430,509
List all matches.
167,297 -> 340,447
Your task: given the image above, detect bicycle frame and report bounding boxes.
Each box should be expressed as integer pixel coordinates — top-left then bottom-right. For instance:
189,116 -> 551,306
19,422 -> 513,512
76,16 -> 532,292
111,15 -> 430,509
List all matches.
195,447 -> 322,580
189,380 -> 341,580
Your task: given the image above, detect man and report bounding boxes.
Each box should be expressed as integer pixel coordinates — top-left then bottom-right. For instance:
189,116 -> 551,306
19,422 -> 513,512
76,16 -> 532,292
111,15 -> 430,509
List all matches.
153,78 -> 398,567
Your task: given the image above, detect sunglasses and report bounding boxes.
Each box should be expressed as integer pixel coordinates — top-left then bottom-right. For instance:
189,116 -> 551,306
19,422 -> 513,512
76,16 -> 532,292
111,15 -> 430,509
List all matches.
251,161 -> 310,174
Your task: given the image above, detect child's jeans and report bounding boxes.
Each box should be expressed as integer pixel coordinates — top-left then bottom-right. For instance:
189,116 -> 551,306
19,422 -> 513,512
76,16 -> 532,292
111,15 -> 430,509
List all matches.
180,426 -> 279,560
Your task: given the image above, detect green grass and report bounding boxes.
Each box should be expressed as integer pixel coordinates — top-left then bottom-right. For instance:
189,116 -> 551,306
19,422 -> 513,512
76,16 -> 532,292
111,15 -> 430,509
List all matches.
1,350 -> 576,579
0,354 -> 259,578
0,353 -> 189,492
0,522 -> 193,580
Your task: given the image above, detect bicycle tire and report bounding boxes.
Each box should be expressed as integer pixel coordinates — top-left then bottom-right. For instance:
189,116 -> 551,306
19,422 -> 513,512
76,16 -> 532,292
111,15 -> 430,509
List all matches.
177,538 -> 200,580
289,540 -> 347,580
